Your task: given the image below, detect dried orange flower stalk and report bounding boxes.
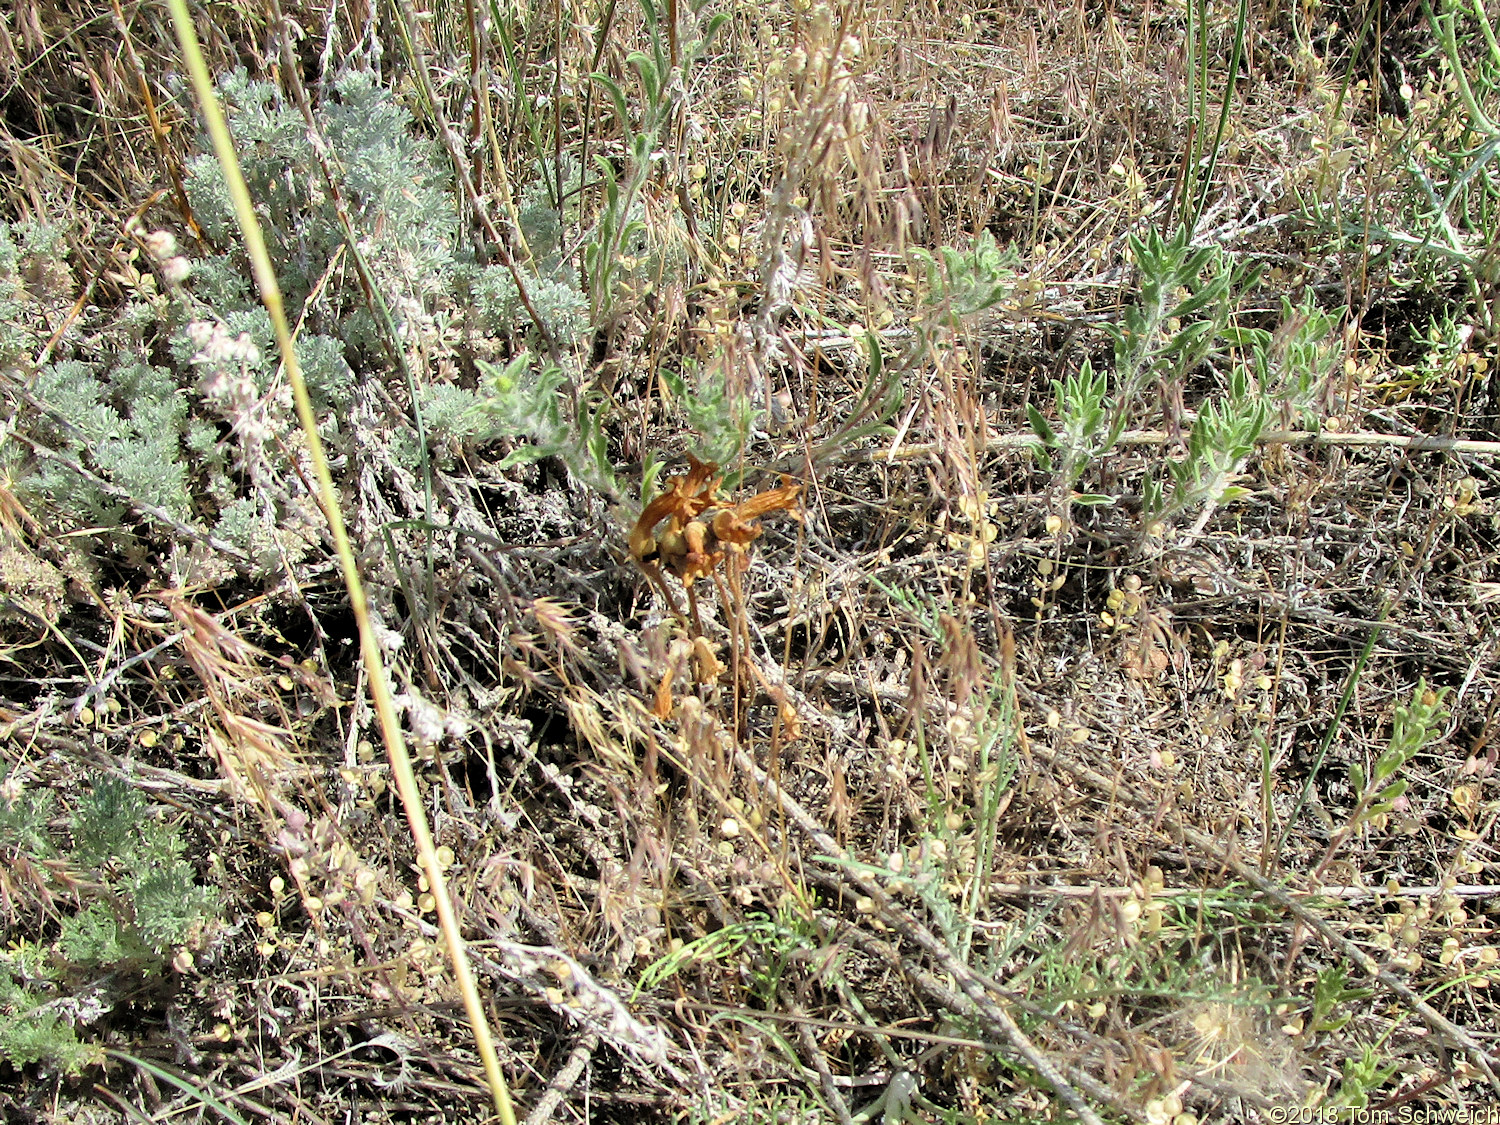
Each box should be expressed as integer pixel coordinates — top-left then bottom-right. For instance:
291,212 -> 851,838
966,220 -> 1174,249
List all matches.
629,456 -> 802,589
632,459 -> 805,735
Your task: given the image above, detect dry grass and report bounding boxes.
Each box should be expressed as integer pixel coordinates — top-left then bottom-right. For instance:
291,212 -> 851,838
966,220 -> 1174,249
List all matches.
2,0 -> 1500,1121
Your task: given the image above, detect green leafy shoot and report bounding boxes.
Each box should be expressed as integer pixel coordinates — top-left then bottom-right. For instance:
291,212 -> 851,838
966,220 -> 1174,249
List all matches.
911,230 -> 1017,323
475,355 -> 619,498
1347,680 -> 1449,825
1308,963 -> 1373,1035
1028,356 -> 1112,495
661,366 -> 762,468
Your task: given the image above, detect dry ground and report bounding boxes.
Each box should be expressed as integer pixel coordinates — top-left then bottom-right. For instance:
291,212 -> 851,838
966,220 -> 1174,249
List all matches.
2,0 -> 1500,1121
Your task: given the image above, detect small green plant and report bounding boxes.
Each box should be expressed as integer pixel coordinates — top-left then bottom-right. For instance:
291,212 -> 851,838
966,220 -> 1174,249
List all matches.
1310,680 -> 1448,882
0,772 -> 220,1074
823,603 -> 1016,963
661,365 -> 761,468
582,132 -> 655,328
911,229 -> 1018,325
909,682 -> 1019,958
1222,294 -> 1345,426
584,0 -> 727,324
1029,227 -> 1345,537
635,910 -> 814,1005
1108,227 -> 1247,434
0,220 -> 66,366
1386,311 -> 1488,400
1307,964 -> 1373,1035
1027,357 -> 1113,507
1028,226 -> 1251,524
1402,0 -> 1500,331
62,775 -> 221,965
475,354 -> 619,498
1325,1044 -> 1399,1114
0,967 -> 98,1074
1346,680 -> 1449,829
964,684 -> 1018,952
0,765 -> 54,856
1143,363 -> 1269,539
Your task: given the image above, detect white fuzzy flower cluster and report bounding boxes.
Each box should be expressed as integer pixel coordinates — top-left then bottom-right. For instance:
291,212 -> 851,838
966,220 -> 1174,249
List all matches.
188,318 -> 261,367
127,219 -> 193,286
393,689 -> 470,749
187,320 -> 278,451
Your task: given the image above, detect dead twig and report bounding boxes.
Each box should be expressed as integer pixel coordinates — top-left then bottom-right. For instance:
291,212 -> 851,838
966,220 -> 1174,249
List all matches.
733,745 -> 1110,1125
520,1032 -> 598,1125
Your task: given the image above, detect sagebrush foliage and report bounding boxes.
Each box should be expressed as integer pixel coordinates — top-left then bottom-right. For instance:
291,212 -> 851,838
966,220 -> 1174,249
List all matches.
60,775 -> 220,963
0,969 -> 97,1075
183,69 -> 461,335
0,772 -> 219,1074
0,222 -> 46,367
30,359 -> 191,523
9,69 -> 605,578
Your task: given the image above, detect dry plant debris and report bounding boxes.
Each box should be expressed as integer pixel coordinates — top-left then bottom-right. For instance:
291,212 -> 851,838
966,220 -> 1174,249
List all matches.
629,455 -> 802,608
2,0 -> 1500,1121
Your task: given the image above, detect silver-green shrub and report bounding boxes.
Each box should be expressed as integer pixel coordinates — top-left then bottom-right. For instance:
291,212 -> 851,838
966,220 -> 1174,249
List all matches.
12,68 -> 600,578
0,771 -> 219,1074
